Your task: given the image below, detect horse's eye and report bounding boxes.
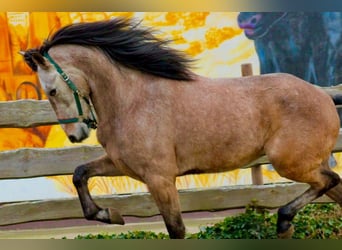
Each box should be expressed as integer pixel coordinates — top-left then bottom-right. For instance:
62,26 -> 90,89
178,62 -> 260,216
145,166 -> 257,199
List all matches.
49,89 -> 57,96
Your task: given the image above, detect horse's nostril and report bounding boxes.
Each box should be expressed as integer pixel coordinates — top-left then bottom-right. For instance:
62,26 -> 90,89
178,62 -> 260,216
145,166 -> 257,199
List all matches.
68,135 -> 77,143
251,17 -> 258,24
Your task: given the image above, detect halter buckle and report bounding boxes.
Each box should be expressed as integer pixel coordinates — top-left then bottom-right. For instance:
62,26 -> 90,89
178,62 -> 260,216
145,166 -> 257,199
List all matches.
60,72 -> 70,82
83,118 -> 98,129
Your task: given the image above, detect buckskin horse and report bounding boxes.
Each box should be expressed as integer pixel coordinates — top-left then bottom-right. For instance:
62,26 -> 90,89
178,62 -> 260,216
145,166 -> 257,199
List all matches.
22,18 -> 342,239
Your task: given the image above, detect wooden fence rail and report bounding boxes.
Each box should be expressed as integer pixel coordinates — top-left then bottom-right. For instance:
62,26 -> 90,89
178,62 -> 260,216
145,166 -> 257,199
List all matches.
1,80 -> 342,226
0,100 -> 57,128
0,183 -> 332,226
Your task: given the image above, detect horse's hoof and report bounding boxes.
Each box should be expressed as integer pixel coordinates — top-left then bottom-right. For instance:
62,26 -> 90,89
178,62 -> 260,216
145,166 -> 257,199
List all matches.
277,225 -> 294,239
107,208 -> 125,225
95,208 -> 125,225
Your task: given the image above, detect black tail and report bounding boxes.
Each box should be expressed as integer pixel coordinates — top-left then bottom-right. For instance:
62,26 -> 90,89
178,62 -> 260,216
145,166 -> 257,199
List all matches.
331,93 -> 342,105
328,92 -> 342,127
323,84 -> 342,106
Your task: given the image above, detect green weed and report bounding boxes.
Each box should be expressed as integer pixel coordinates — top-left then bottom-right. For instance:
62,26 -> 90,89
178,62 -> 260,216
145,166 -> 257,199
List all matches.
72,203 -> 342,239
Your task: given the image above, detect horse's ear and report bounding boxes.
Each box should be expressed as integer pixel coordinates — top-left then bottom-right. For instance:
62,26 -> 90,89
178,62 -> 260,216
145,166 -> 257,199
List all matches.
19,49 -> 50,72
30,51 -> 51,71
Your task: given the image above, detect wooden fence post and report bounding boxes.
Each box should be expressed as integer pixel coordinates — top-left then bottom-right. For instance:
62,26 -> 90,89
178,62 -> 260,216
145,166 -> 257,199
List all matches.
241,63 -> 264,185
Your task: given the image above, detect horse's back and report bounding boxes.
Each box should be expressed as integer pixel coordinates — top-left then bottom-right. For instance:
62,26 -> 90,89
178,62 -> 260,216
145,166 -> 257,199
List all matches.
180,72 -> 339,136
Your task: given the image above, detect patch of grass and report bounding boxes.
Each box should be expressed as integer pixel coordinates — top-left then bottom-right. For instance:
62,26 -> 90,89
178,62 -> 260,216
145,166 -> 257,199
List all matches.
71,203 -> 342,239
192,203 -> 342,239
73,230 -> 169,239
292,203 -> 342,239
190,206 -> 277,239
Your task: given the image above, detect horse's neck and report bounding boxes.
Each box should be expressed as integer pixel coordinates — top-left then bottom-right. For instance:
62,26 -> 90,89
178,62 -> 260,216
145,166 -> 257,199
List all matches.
88,65 -> 152,123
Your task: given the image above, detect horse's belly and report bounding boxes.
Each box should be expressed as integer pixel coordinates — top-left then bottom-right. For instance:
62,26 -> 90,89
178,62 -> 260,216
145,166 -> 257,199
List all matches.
176,143 -> 264,175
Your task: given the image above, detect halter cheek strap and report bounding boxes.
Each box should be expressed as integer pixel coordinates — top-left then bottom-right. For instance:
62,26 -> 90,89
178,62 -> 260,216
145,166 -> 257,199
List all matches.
43,52 -> 98,129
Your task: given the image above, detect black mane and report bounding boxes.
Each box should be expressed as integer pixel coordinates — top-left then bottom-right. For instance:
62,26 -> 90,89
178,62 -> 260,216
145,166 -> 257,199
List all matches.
29,18 -> 195,81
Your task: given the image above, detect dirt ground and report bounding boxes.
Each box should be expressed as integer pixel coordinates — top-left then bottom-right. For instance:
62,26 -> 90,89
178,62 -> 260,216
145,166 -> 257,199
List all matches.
0,209 -> 245,239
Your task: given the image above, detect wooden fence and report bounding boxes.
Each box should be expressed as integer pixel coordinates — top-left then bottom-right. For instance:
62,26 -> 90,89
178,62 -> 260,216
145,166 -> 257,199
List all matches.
1,78 -> 342,227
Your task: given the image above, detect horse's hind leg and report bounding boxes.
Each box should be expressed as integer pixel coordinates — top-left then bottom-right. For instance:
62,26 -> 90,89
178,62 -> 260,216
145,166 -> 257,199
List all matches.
145,175 -> 185,239
326,179 -> 342,206
276,164 -> 340,238
72,154 -> 125,225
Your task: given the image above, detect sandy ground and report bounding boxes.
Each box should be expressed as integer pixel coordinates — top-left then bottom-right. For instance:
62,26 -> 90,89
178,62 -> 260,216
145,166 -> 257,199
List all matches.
0,209 -> 244,239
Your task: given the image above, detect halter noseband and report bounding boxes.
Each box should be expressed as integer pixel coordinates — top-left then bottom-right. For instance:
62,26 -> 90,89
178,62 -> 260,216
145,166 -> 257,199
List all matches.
43,52 -> 98,129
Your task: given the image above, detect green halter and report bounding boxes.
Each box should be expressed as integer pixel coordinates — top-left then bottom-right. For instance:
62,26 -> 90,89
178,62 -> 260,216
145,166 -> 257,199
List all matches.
43,52 -> 98,129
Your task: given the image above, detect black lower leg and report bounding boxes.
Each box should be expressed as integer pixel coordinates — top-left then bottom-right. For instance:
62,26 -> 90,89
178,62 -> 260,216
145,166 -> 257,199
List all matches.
277,187 -> 320,236
164,215 -> 185,239
277,169 -> 340,236
277,206 -> 296,234
73,164 -> 101,219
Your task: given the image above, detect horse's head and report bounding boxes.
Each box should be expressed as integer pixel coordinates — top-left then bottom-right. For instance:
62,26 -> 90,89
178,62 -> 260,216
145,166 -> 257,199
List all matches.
237,12 -> 287,39
21,49 -> 96,143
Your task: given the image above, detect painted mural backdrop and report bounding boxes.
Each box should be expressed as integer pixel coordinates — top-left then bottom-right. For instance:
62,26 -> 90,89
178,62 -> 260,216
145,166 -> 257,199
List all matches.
1,12 -> 342,201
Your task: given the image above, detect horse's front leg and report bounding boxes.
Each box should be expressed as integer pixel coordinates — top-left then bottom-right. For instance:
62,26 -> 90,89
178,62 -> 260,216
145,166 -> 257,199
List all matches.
145,175 -> 185,239
72,154 -> 125,225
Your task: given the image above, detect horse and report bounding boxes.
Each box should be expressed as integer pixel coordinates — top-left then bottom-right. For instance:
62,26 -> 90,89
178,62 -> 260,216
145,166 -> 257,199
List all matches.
237,12 -> 342,87
22,18 -> 342,239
